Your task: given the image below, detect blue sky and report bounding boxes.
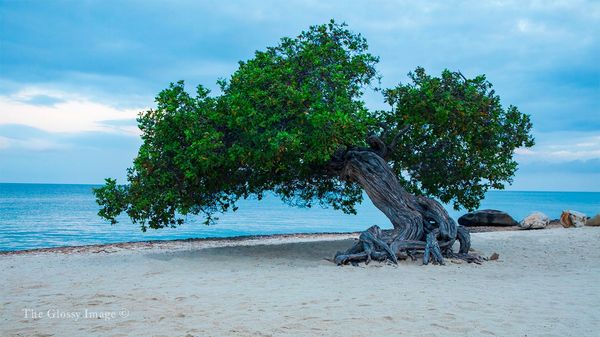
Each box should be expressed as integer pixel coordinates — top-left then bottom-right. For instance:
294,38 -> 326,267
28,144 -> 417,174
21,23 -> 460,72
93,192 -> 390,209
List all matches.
0,0 -> 599,190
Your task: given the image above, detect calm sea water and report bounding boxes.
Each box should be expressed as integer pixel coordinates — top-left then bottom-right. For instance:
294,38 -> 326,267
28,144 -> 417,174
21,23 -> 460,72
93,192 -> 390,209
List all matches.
0,183 -> 598,251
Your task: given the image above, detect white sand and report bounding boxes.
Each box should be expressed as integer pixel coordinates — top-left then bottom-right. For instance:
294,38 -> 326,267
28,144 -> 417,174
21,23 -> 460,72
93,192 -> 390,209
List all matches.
2,227 -> 600,337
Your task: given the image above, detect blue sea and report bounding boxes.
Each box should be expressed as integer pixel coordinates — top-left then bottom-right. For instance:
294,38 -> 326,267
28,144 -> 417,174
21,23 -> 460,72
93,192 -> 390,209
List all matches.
0,183 -> 598,252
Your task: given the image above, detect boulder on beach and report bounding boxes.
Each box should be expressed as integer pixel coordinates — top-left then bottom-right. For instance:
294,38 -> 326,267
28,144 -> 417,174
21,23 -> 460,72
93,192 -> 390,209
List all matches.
458,209 -> 518,227
519,212 -> 549,230
585,214 -> 600,227
560,210 -> 587,228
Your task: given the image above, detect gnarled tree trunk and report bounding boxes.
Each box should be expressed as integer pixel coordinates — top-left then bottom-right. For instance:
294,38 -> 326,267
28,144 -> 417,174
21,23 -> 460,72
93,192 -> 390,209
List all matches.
332,147 -> 482,266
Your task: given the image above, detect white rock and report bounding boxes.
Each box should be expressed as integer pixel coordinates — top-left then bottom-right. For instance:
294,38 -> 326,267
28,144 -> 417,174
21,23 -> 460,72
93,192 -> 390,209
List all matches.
560,210 -> 587,228
519,212 -> 549,230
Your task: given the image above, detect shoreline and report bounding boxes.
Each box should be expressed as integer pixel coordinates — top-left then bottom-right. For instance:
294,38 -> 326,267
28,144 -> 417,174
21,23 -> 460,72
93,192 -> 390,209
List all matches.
0,222 -> 564,256
0,231 -> 361,256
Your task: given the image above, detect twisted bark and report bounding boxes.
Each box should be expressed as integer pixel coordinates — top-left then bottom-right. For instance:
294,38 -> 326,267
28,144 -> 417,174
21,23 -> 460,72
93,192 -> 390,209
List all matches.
333,147 -> 482,266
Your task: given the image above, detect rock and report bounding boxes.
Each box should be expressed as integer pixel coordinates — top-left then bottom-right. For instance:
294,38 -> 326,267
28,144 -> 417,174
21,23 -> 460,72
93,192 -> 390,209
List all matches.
560,210 -> 587,228
586,214 -> 600,227
519,212 -> 549,230
458,209 -> 518,227
489,252 -> 499,261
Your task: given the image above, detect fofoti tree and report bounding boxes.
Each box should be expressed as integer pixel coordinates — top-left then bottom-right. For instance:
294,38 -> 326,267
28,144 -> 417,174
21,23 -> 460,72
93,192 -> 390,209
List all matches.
95,21 -> 534,265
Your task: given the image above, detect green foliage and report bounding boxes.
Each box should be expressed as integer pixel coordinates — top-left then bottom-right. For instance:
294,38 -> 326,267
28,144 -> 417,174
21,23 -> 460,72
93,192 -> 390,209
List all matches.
94,20 -> 534,230
94,21 -> 378,230
381,68 -> 534,210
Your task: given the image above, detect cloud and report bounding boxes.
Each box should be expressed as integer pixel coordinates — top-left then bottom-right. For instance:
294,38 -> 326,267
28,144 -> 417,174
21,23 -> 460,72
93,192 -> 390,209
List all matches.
0,87 -> 143,134
0,126 -> 141,184
0,141 -> 140,185
0,0 -> 598,188
515,132 -> 600,162
0,135 -> 67,151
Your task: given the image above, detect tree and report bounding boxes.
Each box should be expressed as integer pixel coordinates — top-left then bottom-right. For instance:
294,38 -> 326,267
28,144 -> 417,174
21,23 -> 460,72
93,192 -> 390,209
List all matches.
94,21 -> 534,265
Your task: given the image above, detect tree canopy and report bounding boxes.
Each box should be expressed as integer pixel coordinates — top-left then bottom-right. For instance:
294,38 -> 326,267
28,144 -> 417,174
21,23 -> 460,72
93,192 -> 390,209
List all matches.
94,20 -> 534,231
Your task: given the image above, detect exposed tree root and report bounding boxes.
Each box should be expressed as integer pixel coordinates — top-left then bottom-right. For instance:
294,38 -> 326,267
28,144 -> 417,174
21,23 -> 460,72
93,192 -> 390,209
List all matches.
334,225 -> 484,266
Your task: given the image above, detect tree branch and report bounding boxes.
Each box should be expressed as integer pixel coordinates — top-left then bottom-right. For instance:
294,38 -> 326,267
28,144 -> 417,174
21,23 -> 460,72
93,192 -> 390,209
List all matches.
386,125 -> 410,154
366,134 -> 388,158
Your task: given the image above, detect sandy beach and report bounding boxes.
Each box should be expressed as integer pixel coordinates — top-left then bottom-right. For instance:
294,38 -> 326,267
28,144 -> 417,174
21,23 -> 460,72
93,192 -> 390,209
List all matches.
2,227 -> 599,337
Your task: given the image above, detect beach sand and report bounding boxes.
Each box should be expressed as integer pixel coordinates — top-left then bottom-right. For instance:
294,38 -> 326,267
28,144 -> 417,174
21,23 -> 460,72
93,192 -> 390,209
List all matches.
1,227 -> 599,337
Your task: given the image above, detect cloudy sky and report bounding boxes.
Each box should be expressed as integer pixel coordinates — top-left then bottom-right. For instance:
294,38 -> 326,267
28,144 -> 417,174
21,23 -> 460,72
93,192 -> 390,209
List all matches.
1,0 -> 598,190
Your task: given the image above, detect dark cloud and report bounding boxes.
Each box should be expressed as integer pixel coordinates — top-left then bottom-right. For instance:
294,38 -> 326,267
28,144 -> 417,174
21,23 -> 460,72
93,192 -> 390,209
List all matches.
2,1 -> 598,117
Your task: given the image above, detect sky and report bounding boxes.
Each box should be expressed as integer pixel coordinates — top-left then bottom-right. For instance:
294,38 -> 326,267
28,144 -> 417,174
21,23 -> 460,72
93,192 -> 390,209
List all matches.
0,0 -> 599,191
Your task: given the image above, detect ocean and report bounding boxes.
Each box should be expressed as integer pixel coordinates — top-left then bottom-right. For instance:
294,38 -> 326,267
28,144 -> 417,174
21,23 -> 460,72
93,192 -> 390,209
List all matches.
0,183 -> 598,252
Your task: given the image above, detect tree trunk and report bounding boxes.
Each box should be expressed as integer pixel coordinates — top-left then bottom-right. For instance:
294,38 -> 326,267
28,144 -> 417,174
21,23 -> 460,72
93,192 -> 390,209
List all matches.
333,148 -> 482,266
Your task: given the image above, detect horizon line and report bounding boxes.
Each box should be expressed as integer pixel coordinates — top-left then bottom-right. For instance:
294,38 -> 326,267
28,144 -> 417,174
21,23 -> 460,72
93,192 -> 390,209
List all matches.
0,182 -> 599,193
